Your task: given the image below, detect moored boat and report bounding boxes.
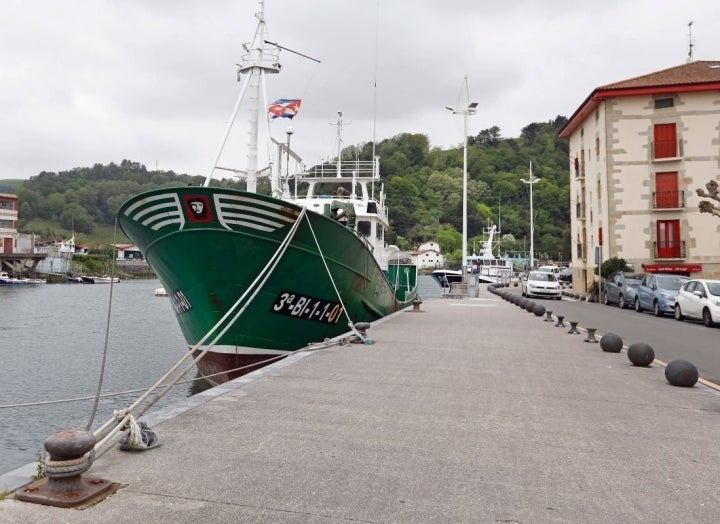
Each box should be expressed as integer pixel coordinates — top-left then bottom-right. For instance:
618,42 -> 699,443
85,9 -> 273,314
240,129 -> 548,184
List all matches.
118,3 -> 417,384
0,271 -> 46,286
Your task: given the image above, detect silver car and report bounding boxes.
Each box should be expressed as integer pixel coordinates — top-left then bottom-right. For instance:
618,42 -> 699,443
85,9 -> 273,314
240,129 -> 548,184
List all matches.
603,271 -> 644,309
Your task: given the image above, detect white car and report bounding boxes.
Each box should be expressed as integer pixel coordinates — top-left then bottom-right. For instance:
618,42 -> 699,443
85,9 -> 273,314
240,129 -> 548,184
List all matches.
522,271 -> 561,299
674,279 -> 720,327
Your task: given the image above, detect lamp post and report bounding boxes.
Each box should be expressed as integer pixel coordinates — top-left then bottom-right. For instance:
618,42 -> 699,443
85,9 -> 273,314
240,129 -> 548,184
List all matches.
521,161 -> 540,271
445,79 -> 477,283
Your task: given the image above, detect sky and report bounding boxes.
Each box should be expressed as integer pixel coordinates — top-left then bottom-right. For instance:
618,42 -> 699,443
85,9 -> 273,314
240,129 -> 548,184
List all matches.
2,0 -> 720,181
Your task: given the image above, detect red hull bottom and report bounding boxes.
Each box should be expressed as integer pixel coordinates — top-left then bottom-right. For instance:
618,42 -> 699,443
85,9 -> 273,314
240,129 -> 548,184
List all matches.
192,350 -> 287,385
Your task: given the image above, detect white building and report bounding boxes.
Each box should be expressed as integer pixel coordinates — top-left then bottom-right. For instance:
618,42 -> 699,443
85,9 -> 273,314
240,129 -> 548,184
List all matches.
559,60 -> 720,291
411,241 -> 445,269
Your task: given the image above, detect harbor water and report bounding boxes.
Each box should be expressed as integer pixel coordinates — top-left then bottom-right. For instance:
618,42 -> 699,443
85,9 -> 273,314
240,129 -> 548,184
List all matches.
0,275 -> 442,476
0,279 -> 194,475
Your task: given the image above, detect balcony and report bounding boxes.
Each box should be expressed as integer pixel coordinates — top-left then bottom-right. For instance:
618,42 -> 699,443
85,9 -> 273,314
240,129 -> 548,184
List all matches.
652,190 -> 685,210
653,241 -> 686,259
651,140 -> 683,161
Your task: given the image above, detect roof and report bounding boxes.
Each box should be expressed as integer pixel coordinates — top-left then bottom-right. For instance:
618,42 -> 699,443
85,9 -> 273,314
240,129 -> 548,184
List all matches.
559,61 -> 720,138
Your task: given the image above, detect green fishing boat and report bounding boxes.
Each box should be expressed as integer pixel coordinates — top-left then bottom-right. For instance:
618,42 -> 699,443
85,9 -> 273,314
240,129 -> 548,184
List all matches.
118,2 -> 417,384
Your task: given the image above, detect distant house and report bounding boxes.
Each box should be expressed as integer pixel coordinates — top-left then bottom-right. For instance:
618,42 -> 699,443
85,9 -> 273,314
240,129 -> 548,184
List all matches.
411,241 -> 445,269
0,193 -> 19,254
114,244 -> 144,261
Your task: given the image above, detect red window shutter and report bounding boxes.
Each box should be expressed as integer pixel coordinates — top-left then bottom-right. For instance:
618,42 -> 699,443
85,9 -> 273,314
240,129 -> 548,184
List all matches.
654,124 -> 677,158
655,172 -> 679,208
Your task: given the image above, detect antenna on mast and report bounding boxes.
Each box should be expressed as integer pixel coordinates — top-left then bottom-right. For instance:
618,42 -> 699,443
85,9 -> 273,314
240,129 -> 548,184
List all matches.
687,21 -> 694,62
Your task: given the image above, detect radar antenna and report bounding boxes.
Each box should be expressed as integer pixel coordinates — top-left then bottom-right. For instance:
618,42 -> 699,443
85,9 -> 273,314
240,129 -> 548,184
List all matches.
687,21 -> 694,62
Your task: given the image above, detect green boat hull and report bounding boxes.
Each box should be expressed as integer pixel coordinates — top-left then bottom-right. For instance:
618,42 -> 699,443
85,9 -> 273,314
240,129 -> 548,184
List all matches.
118,187 -> 417,382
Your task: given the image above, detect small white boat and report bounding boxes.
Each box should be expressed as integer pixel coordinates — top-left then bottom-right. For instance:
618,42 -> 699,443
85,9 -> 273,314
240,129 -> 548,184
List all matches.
0,271 -> 46,286
81,275 -> 120,284
154,287 -> 167,297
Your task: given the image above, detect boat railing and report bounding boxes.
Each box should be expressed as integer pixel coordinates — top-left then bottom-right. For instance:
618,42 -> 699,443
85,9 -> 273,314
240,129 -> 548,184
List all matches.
299,159 -> 379,180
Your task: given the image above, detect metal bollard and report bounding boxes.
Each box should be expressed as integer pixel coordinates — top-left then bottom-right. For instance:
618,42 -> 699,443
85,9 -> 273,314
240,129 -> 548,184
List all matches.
554,315 -> 565,327
411,299 -> 423,312
567,321 -> 580,334
544,310 -> 554,322
584,327 -> 599,343
14,429 -> 114,508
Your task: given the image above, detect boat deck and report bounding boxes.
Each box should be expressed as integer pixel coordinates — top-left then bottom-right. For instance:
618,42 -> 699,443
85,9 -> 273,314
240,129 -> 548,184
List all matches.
3,292 -> 720,521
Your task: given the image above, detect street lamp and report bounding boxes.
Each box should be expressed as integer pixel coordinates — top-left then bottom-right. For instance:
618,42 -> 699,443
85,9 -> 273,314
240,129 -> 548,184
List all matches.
445,78 -> 477,282
521,161 -> 540,270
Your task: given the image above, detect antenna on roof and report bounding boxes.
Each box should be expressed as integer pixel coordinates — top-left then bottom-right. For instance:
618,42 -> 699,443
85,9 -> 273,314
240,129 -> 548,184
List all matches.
687,21 -> 694,63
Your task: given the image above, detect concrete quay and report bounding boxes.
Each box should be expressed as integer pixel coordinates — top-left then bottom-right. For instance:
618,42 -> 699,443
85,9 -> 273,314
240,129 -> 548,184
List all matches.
3,293 -> 720,522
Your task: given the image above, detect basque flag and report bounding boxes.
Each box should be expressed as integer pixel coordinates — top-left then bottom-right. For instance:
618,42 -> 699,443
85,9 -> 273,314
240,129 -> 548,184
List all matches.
268,99 -> 302,119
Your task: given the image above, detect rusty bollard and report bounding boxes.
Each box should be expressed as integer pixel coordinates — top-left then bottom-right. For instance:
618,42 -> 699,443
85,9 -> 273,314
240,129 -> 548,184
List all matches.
351,322 -> 372,344
411,298 -> 423,312
15,429 -> 114,508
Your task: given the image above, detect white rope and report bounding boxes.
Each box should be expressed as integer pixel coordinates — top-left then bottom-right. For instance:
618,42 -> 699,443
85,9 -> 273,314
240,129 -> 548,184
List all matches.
90,208 -> 309,459
304,213 -> 366,342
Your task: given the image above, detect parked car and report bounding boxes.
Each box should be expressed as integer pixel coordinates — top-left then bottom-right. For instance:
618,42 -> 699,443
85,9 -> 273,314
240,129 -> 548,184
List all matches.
522,271 -> 561,299
536,265 -> 560,275
604,271 -> 644,309
558,267 -> 573,283
674,279 -> 720,327
635,273 -> 689,317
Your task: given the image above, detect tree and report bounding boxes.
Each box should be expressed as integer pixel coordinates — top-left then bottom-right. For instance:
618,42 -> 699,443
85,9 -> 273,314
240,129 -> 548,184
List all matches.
60,204 -> 94,234
696,180 -> 720,218
596,257 -> 632,276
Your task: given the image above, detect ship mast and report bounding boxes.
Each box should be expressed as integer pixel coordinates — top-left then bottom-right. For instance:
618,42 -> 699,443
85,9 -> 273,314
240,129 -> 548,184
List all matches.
204,0 -> 280,191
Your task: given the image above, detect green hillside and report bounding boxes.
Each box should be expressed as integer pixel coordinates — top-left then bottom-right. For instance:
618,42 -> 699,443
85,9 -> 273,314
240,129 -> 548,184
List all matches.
3,118 -> 571,263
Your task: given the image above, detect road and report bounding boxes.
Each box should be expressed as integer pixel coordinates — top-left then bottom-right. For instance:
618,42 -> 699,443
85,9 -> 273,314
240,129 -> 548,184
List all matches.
503,285 -> 720,385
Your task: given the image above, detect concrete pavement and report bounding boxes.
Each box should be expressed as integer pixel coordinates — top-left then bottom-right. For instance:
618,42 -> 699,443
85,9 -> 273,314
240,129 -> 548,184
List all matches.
2,292 -> 720,522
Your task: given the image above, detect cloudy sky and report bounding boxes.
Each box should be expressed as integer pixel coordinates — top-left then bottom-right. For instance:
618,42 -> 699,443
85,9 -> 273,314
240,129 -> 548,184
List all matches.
2,0 -> 720,181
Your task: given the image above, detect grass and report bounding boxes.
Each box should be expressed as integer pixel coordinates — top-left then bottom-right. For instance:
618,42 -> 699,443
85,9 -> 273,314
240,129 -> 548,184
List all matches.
20,219 -> 130,245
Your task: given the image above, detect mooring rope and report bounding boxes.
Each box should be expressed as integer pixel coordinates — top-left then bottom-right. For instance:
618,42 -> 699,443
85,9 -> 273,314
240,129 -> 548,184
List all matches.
304,214 -> 365,342
88,207 -> 308,460
85,218 -> 120,431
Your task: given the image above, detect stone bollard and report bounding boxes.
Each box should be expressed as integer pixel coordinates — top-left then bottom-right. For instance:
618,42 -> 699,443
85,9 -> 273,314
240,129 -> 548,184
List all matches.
665,360 -> 699,387
627,342 -> 655,367
600,333 -> 623,352
544,310 -> 554,322
567,321 -> 580,334
532,304 -> 546,317
584,328 -> 599,343
411,298 -> 423,312
554,315 -> 565,328
15,429 -> 113,508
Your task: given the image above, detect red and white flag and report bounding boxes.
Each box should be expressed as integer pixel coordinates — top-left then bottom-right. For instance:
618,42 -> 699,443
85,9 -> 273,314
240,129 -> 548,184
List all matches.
268,99 -> 302,119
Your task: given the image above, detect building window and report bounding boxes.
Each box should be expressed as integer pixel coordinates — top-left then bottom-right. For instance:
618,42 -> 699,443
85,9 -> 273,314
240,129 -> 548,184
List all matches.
653,123 -> 677,158
656,219 -> 681,258
595,137 -> 600,157
655,98 -> 674,109
654,172 -> 680,208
